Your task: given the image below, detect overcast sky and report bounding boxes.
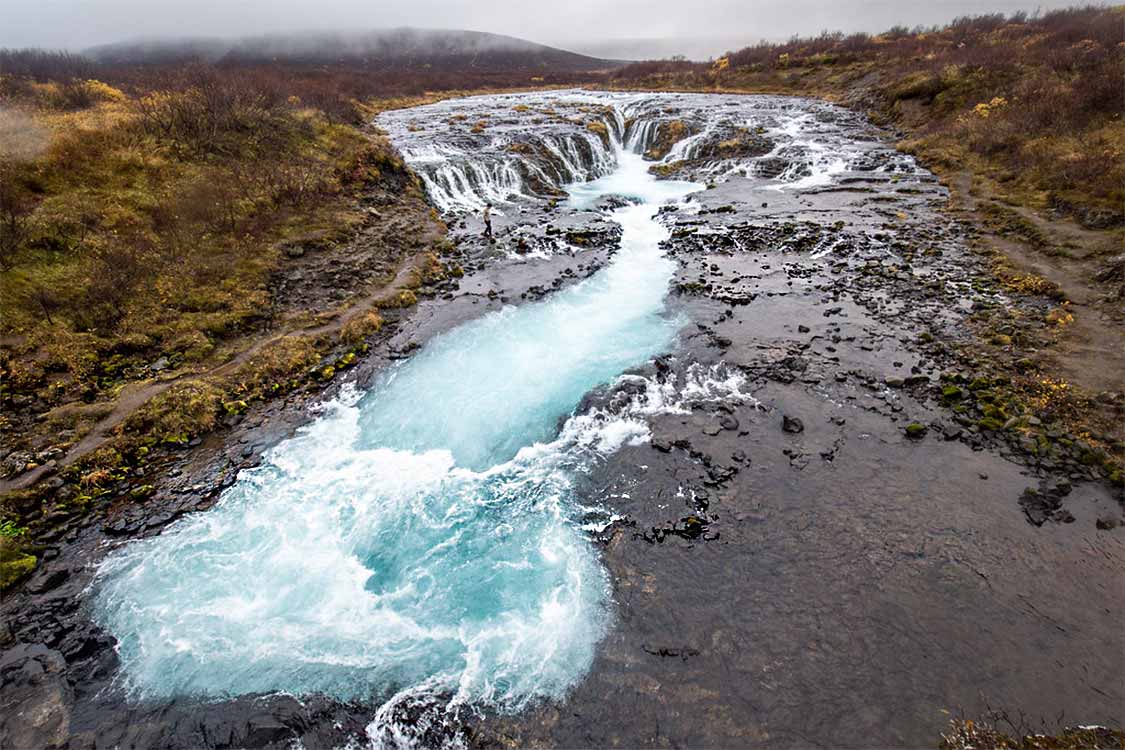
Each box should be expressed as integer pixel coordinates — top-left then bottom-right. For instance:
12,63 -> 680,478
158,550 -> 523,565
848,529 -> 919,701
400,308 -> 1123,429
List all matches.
2,0 -> 1091,59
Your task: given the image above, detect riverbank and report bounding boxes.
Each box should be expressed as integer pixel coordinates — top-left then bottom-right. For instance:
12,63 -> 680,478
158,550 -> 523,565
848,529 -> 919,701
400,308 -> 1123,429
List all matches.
1,89 -> 1121,749
596,8 -> 1125,475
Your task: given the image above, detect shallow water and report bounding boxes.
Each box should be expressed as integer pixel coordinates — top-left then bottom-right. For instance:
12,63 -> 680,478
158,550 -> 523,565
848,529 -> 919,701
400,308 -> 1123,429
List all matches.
91,110 -> 703,734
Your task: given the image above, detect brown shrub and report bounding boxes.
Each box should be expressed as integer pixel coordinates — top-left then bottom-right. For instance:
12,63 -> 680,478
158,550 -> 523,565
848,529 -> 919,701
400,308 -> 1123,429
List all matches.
122,379 -> 224,443
77,234 -> 156,332
0,163 -> 33,271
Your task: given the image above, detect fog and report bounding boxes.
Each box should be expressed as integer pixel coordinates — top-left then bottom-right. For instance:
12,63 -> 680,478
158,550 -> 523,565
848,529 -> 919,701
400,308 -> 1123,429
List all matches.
1,0 -> 1092,60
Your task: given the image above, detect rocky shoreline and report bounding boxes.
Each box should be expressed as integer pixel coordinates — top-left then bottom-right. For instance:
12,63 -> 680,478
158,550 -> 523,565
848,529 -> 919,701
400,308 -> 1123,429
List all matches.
2,90 -> 1121,749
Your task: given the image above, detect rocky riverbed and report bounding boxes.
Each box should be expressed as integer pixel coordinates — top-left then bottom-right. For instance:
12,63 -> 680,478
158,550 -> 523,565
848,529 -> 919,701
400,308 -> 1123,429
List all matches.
1,90 -> 1121,749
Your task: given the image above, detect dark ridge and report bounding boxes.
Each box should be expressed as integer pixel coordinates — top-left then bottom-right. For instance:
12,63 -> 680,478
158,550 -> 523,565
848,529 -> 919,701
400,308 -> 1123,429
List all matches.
83,28 -> 624,72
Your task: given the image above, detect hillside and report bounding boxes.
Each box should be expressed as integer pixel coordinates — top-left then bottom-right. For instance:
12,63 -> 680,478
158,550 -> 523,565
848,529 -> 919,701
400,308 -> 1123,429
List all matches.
84,28 -> 621,72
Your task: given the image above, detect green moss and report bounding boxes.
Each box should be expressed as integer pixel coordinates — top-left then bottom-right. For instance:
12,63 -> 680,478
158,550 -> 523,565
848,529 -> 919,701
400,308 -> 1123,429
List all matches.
0,539 -> 37,591
905,422 -> 927,439
941,385 -> 964,402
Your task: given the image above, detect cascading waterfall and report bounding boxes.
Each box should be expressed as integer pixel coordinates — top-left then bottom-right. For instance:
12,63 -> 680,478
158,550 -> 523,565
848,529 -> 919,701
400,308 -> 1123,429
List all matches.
406,127 -> 622,213
390,91 -> 929,217
90,96 -> 736,748
89,90 -> 926,748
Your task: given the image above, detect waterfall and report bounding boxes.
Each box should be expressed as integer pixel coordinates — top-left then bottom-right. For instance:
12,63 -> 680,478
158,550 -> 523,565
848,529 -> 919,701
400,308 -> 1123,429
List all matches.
90,93 -> 718,749
87,90 -> 937,750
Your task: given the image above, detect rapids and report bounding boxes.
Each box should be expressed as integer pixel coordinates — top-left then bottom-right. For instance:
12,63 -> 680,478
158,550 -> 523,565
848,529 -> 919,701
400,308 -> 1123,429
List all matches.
90,95 -> 724,746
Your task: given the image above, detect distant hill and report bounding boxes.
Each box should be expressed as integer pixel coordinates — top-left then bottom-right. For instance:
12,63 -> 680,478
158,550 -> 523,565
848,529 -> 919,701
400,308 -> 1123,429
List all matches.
84,28 -> 622,72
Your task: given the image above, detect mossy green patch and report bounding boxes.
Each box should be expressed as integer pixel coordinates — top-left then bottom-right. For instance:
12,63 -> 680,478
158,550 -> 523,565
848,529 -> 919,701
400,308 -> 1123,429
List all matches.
0,539 -> 37,591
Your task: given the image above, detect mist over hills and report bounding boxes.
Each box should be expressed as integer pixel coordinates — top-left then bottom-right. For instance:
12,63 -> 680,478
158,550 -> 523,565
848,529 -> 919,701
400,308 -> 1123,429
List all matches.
83,28 -> 622,71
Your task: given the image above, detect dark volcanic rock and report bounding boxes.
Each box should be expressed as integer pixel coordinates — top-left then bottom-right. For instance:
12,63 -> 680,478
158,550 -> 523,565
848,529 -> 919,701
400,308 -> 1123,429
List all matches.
0,645 -> 72,750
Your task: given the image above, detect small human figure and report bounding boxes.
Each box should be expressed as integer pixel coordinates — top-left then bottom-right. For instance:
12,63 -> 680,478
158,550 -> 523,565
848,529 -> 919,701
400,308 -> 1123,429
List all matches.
483,203 -> 493,239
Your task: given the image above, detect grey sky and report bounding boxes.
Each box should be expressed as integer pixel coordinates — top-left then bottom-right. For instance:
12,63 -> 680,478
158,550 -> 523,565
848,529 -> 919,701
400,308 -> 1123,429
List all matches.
2,0 -> 1090,60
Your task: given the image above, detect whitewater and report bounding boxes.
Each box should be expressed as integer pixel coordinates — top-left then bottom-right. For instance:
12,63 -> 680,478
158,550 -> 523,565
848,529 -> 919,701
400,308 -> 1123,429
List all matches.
90,109 -> 748,746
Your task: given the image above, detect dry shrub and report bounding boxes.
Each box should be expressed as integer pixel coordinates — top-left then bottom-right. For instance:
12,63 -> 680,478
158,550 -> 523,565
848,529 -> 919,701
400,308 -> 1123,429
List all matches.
231,335 -> 321,398
0,162 -> 34,271
339,311 -> 383,345
131,66 -> 295,158
77,234 -> 157,332
122,378 -> 224,443
0,49 -> 93,80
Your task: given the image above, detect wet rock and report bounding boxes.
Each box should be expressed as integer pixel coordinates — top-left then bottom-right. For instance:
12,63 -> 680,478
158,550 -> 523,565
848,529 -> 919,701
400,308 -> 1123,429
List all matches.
1096,516 -> 1119,530
680,515 -> 707,539
26,567 -> 68,595
705,464 -> 738,485
782,415 -> 804,434
1019,487 -> 1064,527
0,645 -> 72,750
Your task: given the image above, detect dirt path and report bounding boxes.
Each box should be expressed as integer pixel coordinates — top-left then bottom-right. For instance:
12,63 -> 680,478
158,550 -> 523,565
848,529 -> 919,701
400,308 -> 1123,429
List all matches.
947,171 -> 1125,395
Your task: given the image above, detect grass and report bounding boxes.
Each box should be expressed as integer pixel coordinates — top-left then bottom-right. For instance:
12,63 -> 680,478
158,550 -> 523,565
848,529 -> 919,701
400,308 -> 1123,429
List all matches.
608,6 -> 1125,228
0,64 -> 427,469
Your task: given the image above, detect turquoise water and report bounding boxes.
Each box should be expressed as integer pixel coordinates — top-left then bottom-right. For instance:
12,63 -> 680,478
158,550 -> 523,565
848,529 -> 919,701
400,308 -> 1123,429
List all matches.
92,134 -> 700,734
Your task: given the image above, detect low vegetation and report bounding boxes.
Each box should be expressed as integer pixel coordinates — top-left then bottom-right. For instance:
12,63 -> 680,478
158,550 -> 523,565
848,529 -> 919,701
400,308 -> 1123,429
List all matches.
1,6 -> 1121,599
940,712 -> 1125,749
610,5 -> 1125,228
0,60 -> 397,449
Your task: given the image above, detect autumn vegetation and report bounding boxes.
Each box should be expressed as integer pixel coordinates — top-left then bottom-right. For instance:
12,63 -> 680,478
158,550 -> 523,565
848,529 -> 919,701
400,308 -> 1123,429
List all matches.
1,7 -> 1122,596
0,42 -> 605,587
610,5 -> 1125,229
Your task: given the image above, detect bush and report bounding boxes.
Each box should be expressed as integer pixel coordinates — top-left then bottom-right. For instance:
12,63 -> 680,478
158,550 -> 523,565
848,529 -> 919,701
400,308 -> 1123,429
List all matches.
132,66 -> 294,158
122,379 -> 224,443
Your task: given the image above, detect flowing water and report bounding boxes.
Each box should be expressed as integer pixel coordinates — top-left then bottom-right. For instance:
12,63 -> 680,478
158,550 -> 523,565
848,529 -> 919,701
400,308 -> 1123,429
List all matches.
91,90 -> 913,745
59,90 -> 1123,750
91,101 -> 719,746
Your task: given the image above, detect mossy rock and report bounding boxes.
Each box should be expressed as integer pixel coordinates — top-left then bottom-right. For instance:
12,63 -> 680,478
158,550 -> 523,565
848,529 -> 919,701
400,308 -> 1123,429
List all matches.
905,422 -> 928,439
978,417 -> 1006,431
222,399 -> 248,415
0,539 -> 36,591
968,377 -> 991,391
941,385 -> 964,402
981,403 -> 1008,420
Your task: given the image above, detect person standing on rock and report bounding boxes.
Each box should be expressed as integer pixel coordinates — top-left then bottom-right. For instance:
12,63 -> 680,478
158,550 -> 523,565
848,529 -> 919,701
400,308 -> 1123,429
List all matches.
483,203 -> 493,240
